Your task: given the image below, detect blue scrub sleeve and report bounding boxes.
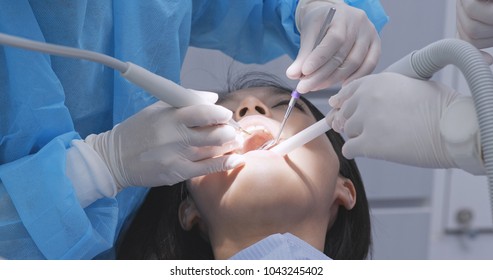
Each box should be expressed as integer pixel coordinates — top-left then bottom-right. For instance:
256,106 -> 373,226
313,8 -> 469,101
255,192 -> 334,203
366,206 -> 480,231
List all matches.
0,133 -> 118,259
190,0 -> 300,63
0,2 -> 122,259
0,1 -> 183,259
345,0 -> 389,33
189,0 -> 388,64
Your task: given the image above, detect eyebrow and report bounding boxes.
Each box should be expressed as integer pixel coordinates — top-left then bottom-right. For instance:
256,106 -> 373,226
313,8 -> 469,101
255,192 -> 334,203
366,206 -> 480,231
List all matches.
271,88 -> 308,112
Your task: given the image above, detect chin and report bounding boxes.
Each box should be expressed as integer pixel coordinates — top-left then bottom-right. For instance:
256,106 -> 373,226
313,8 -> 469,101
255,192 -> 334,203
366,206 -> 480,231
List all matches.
227,154 -> 311,202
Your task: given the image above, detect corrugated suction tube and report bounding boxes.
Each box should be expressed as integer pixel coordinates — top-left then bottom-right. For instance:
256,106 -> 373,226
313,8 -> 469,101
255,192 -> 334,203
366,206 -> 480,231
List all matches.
386,38 -> 493,222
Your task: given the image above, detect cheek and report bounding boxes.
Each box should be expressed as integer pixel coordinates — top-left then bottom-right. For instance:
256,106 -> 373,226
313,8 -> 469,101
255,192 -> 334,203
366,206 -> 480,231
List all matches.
286,112 -> 310,130
189,173 -> 231,216
307,137 -> 339,175
288,134 -> 340,199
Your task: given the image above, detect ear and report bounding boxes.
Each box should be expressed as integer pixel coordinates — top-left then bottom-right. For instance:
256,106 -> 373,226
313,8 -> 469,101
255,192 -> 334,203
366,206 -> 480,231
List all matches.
178,197 -> 201,231
334,176 -> 356,210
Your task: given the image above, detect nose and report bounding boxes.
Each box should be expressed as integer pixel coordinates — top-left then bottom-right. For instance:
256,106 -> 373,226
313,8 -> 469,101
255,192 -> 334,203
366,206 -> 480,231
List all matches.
234,96 -> 272,120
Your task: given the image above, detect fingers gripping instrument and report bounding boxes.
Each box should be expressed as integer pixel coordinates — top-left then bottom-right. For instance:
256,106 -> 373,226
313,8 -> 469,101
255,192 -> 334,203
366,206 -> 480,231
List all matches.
262,7 -> 336,150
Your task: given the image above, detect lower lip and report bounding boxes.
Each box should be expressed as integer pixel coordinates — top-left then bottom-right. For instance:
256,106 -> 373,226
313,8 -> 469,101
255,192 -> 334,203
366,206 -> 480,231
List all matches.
243,149 -> 283,158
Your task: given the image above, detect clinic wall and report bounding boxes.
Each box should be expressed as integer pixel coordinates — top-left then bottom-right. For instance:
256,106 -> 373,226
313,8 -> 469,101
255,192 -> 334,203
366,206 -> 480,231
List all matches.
180,0 -> 483,260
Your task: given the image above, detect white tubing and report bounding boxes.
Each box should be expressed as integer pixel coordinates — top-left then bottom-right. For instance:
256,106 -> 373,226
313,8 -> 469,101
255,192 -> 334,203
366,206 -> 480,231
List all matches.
0,32 -> 128,72
0,33 -> 208,108
0,33 -> 246,131
121,62 -> 208,107
121,63 -> 246,130
271,118 -> 331,156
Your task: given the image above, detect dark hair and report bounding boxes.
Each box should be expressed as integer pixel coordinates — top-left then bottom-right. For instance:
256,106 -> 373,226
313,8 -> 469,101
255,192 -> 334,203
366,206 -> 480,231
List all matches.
116,72 -> 371,260
301,94 -> 371,260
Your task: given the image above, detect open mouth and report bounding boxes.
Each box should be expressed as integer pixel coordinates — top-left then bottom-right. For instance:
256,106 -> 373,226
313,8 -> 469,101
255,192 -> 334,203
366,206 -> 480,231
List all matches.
239,126 -> 274,153
234,116 -> 280,154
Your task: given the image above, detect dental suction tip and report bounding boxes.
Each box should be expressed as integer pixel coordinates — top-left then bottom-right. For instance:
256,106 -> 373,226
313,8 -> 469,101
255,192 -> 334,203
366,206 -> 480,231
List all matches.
270,118 -> 331,156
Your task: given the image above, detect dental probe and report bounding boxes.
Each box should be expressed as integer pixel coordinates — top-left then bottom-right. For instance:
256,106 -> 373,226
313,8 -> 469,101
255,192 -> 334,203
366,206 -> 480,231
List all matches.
0,32 -> 249,134
271,89 -> 301,147
267,7 -> 336,149
270,117 -> 331,156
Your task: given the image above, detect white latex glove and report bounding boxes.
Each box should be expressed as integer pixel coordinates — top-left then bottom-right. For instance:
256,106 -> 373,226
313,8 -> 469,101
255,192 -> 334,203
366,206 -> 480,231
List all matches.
457,0 -> 493,63
85,98 -> 245,190
327,72 -> 462,168
287,0 -> 381,93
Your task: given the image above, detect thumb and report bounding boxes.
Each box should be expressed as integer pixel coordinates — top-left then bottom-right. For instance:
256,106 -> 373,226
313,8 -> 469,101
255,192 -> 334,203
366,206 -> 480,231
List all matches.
481,50 -> 493,65
341,137 -> 367,160
325,109 -> 338,130
192,154 -> 246,176
219,154 -> 246,171
286,56 -> 305,80
328,80 -> 361,108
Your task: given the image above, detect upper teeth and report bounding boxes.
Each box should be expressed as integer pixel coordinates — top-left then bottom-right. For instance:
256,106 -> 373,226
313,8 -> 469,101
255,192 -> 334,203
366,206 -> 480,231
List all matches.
245,125 -> 270,134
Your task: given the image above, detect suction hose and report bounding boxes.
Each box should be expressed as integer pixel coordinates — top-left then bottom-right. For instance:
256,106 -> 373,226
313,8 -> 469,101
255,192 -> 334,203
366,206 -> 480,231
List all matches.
386,38 -> 493,221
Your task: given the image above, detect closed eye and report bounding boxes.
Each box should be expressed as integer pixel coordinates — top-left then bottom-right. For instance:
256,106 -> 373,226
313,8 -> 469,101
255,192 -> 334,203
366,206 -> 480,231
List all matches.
272,100 -> 305,112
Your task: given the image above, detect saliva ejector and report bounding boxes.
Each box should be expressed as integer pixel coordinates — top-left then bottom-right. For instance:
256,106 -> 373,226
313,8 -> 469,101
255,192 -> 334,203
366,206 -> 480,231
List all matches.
270,118 -> 332,156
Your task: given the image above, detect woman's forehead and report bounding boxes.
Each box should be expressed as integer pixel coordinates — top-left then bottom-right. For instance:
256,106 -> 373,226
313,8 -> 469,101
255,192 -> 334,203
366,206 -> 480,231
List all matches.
218,86 -> 291,103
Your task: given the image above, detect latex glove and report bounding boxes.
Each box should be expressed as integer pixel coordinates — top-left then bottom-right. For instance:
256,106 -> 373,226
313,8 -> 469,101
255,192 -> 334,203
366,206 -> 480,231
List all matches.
327,72 -> 461,168
457,0 -> 493,64
85,98 -> 245,190
287,0 -> 381,93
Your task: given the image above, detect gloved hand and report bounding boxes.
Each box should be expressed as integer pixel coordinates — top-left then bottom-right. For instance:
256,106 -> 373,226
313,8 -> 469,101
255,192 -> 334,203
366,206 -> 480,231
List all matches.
287,0 -> 381,93
85,96 -> 245,191
327,72 -> 462,168
456,0 -> 493,63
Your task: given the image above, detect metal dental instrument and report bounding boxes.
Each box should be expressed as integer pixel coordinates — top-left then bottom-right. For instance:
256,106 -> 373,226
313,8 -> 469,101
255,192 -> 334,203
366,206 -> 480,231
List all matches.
260,7 -> 336,150
264,89 -> 300,149
0,32 -> 250,135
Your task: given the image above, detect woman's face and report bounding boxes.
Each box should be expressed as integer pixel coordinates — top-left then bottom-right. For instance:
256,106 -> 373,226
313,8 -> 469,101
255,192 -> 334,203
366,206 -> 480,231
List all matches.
184,87 -> 353,244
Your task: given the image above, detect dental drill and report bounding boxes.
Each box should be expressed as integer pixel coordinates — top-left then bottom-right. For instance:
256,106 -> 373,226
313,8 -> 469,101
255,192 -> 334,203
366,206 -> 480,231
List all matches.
0,32 -> 248,134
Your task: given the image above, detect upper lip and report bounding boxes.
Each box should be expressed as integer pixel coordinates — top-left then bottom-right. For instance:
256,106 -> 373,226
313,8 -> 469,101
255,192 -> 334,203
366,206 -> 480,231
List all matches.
238,115 -> 280,136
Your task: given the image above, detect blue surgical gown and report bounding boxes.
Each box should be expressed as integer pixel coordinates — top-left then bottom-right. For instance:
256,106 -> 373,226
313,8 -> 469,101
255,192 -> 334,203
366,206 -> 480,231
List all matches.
0,0 -> 387,259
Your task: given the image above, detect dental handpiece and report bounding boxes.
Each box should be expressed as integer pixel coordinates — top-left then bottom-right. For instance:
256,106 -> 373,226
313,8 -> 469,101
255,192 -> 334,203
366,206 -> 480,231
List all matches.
121,63 -> 248,133
0,32 -> 248,133
270,117 -> 332,156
